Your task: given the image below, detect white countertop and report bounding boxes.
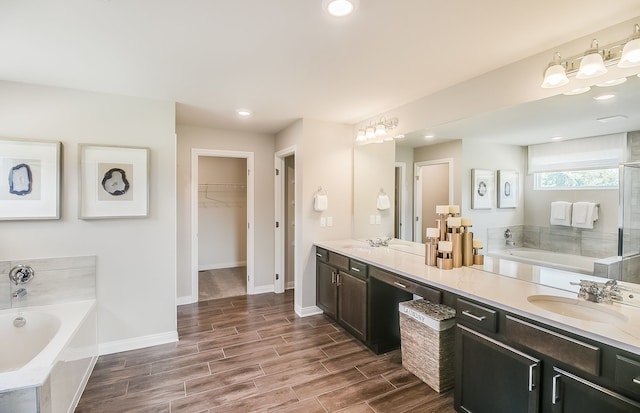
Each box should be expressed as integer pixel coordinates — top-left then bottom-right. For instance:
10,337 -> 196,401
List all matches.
315,239 -> 640,355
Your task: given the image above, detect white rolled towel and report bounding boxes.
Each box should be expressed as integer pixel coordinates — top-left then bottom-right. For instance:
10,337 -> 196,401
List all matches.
314,194 -> 328,211
377,194 -> 391,210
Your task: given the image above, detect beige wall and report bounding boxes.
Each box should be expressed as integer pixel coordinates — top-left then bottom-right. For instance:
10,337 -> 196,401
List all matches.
414,140 -> 463,206
276,119 -> 352,313
0,81 -> 177,352
176,125 -> 275,301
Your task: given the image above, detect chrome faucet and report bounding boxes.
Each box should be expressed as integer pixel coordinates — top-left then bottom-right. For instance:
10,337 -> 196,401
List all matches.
504,228 -> 515,247
571,279 -> 622,303
12,288 -> 27,300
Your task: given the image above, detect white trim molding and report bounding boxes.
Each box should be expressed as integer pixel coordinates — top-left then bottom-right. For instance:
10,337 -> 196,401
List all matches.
98,331 -> 179,355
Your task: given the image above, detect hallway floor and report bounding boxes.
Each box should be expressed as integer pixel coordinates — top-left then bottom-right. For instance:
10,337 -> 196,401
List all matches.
76,290 -> 455,412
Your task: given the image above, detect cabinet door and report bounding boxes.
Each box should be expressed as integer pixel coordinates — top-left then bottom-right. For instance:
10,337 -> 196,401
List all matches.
455,324 -> 540,413
551,367 -> 640,413
316,261 -> 337,319
337,271 -> 367,342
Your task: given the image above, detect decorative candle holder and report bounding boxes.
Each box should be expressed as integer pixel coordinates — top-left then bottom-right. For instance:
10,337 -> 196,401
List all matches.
437,240 -> 453,270
435,205 -> 450,241
461,217 -> 474,266
425,227 -> 439,266
447,217 -> 462,268
473,239 -> 484,265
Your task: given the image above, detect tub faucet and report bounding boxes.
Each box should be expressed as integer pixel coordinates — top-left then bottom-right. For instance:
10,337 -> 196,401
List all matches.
12,287 -> 27,300
504,229 -> 515,247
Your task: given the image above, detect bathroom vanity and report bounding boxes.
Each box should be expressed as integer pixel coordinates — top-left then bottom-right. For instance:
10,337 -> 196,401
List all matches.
315,239 -> 640,413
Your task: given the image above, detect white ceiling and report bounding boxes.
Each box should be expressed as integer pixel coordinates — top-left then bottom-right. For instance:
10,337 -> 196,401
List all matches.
2,0 -> 640,135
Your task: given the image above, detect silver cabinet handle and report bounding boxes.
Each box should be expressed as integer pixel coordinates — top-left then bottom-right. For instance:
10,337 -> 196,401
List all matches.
633,378 -> 640,385
336,273 -> 341,286
316,253 -> 322,258
462,310 -> 486,321
528,363 -> 537,392
552,374 -> 561,405
393,281 -> 407,289
331,271 -> 336,284
351,267 -> 360,272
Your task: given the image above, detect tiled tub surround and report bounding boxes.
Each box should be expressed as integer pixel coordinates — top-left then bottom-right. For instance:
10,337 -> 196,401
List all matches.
316,239 -> 640,355
0,256 -> 97,413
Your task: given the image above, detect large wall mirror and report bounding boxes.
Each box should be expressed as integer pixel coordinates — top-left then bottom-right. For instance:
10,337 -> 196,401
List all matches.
353,73 -> 640,284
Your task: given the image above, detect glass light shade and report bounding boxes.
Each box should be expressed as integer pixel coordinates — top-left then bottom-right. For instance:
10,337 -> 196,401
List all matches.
355,129 -> 366,142
365,126 -> 375,139
326,0 -> 354,17
619,38 -> 640,68
576,51 -> 607,79
541,64 -> 569,88
375,123 -> 387,137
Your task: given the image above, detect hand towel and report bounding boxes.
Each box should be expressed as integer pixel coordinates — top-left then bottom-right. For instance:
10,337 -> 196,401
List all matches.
571,202 -> 598,229
377,194 -> 391,210
550,201 -> 572,226
313,194 -> 328,211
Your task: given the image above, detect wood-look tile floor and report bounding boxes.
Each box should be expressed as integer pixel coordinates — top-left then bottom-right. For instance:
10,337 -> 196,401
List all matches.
76,290 -> 455,413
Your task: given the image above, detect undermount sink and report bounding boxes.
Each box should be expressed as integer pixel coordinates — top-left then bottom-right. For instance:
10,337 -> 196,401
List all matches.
527,295 -> 628,324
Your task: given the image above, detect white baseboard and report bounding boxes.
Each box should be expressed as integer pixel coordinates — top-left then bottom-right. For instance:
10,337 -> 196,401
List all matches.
177,295 -> 196,306
296,305 -> 323,318
198,260 -> 247,271
250,284 -> 274,295
98,331 -> 179,355
68,355 -> 98,413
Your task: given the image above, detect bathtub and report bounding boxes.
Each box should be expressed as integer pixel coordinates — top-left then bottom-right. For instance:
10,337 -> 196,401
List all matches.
488,247 -> 597,275
0,300 -> 97,413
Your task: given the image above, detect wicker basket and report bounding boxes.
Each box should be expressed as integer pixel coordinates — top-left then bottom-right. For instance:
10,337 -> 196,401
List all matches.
399,299 -> 456,393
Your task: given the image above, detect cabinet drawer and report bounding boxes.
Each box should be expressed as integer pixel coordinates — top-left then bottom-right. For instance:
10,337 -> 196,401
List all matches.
315,247 -> 328,263
615,355 -> 640,394
456,298 -> 498,333
328,251 -> 349,271
505,315 -> 600,376
369,267 -> 441,303
348,259 -> 368,279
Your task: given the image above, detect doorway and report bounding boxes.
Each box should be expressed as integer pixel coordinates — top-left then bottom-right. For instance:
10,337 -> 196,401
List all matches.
414,159 -> 454,242
275,146 -> 298,298
191,149 -> 255,303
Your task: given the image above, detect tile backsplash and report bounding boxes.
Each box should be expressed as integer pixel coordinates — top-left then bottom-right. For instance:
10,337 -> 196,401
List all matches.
487,225 -> 618,259
0,255 -> 96,310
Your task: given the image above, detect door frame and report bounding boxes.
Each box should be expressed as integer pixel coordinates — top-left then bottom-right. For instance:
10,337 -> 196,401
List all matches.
414,158 -> 454,242
274,146 -> 298,294
395,162 -> 408,241
191,149 -> 255,302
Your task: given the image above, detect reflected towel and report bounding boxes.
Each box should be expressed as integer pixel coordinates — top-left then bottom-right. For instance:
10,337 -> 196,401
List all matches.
572,202 -> 598,229
377,194 -> 391,210
313,194 -> 328,211
550,201 -> 572,226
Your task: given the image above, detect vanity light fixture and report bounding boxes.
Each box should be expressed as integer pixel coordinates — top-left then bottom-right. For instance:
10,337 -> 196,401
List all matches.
541,23 -> 640,89
355,117 -> 399,143
323,0 -> 358,17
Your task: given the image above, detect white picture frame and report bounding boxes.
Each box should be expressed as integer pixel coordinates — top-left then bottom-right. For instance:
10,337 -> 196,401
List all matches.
0,138 -> 61,220
497,170 -> 518,209
471,169 -> 494,210
79,144 -> 149,219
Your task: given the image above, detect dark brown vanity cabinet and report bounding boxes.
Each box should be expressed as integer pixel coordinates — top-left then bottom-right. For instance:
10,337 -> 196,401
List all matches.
550,367 -> 640,413
315,248 -> 368,342
455,324 -> 541,413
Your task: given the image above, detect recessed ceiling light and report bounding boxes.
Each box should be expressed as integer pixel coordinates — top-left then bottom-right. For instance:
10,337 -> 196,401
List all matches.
597,115 -> 628,123
424,134 -> 435,139
563,87 -> 591,96
551,136 -> 564,141
323,0 -> 358,17
593,93 -> 615,101
595,77 -> 627,87
236,110 -> 252,117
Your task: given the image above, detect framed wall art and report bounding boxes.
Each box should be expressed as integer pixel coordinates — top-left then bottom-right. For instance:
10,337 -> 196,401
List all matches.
497,170 -> 518,209
0,138 -> 61,220
471,169 -> 494,210
79,144 -> 149,219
